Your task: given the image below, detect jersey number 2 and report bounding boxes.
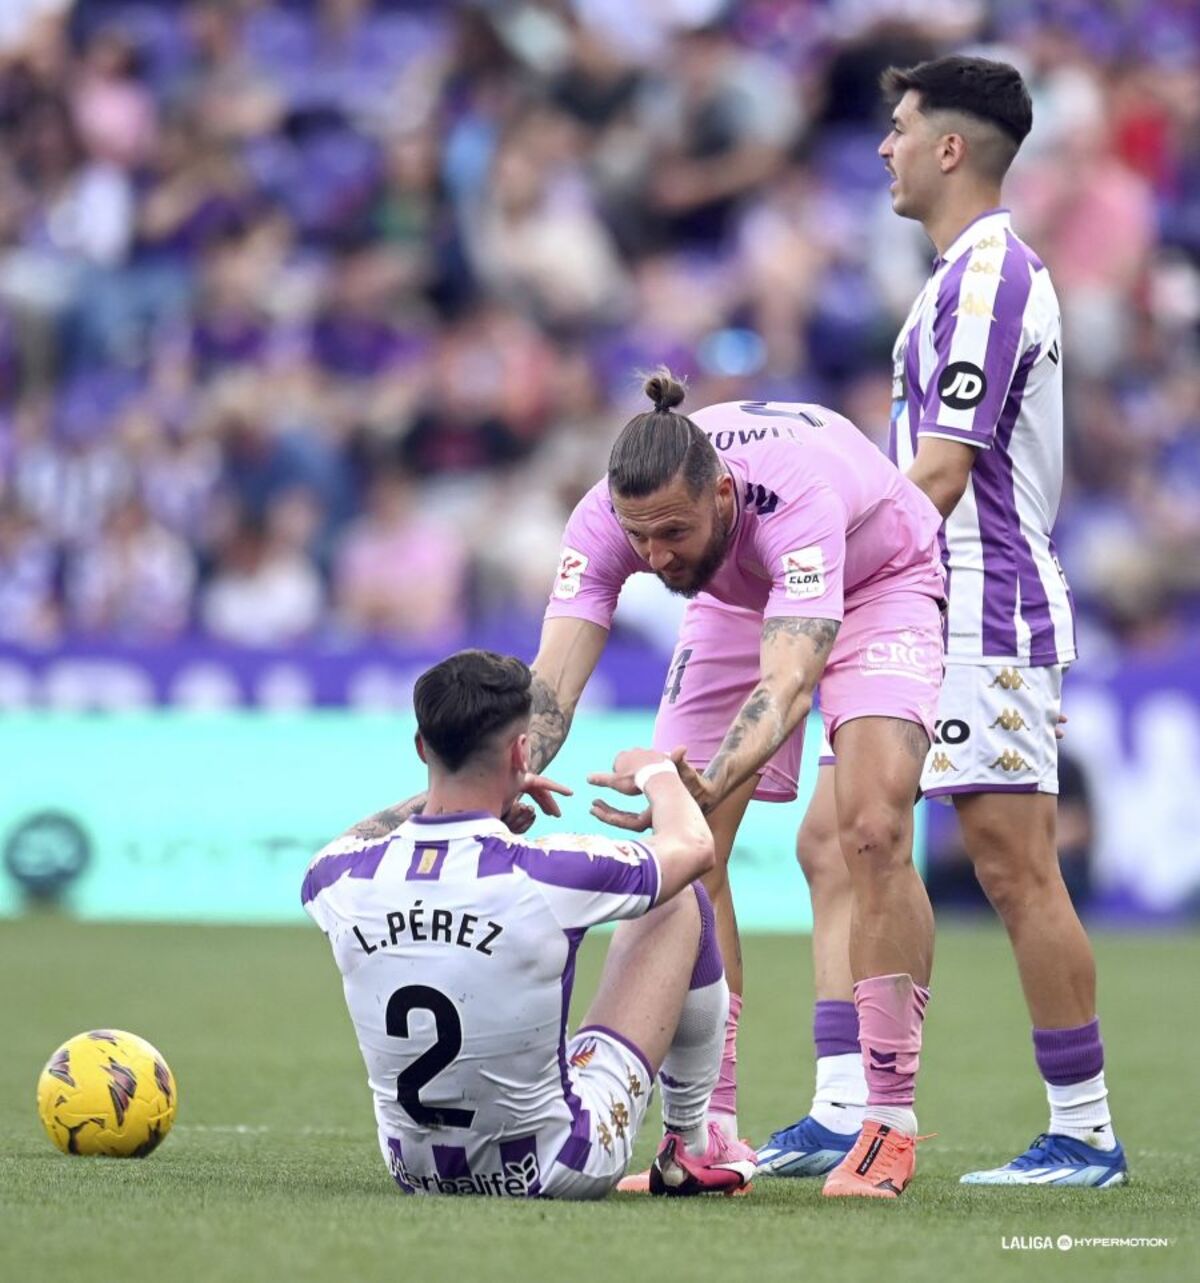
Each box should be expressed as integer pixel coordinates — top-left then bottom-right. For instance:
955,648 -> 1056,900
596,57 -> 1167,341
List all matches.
386,985 -> 475,1128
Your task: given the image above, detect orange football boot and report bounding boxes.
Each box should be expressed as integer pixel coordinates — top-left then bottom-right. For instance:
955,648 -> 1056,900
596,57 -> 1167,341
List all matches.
822,1121 -> 920,1199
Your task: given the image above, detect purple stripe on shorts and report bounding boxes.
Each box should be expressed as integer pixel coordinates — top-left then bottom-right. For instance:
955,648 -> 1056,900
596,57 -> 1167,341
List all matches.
432,1144 -> 471,1181
689,882 -> 724,991
300,840 -> 389,906
575,1024 -> 654,1082
385,1136 -> 415,1194
1033,1019 -> 1104,1086
498,1134 -> 542,1198
922,782 -> 1041,798
813,999 -> 860,1059
554,928 -> 593,1172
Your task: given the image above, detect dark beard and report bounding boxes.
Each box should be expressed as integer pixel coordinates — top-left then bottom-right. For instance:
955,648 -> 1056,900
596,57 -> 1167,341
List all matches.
657,511 -> 732,599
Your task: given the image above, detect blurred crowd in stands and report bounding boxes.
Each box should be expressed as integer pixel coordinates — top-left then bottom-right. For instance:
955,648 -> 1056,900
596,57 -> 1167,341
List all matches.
1,0 -> 1199,655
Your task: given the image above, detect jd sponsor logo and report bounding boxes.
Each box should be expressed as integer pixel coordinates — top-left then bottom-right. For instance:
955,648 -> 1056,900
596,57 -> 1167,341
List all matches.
937,361 -> 987,410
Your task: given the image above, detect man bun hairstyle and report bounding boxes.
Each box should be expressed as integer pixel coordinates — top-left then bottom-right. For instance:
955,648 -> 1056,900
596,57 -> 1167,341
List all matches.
643,369 -> 687,415
414,649 -> 532,772
882,54 -> 1032,173
608,368 -> 719,499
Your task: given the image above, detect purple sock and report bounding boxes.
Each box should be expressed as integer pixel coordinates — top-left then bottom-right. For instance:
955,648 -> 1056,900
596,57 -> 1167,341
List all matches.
689,882 -> 724,990
1033,1018 -> 1104,1085
814,999 -> 859,1059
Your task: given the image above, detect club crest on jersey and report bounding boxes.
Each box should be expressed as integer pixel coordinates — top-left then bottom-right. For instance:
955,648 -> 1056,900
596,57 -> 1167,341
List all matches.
938,361 -> 987,410
781,547 -> 825,599
553,547 -> 589,600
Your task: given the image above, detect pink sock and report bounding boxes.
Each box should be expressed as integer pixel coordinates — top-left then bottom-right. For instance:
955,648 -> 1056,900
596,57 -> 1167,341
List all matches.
708,991 -> 741,1127
854,974 -> 929,1109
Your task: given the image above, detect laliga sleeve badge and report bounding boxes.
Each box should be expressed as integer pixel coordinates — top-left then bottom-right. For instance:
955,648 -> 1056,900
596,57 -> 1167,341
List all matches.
781,546 -> 825,599
937,361 -> 987,410
553,546 -> 589,600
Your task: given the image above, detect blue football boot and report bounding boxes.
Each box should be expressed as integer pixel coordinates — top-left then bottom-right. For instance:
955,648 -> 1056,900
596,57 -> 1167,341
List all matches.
756,1114 -> 859,1178
960,1132 -> 1129,1186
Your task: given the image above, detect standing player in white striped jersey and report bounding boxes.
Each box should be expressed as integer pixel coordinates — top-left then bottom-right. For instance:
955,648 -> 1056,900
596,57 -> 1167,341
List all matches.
759,56 -> 1127,1188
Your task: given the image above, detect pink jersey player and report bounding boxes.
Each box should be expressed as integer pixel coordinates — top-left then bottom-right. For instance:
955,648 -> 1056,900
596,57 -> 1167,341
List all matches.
527,373 -> 946,1175
545,397 -> 946,792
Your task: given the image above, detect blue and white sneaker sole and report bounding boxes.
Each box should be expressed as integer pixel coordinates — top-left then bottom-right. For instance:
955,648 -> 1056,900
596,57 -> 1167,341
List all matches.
961,1164 -> 1128,1187
755,1146 -> 849,1178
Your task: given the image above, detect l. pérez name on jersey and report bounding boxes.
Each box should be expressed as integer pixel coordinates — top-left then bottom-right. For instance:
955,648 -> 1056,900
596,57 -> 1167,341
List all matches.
353,901 -> 503,957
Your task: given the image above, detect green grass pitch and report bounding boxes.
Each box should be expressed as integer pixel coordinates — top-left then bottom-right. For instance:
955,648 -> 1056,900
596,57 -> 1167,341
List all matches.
0,918 -> 1191,1282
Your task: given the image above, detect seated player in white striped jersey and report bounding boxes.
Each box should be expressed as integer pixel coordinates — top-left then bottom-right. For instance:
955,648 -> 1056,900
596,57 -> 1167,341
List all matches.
759,55 -> 1126,1190
302,649 -> 756,1199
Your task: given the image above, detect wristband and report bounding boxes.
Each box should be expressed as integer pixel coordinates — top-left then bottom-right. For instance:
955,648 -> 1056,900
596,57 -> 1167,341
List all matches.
633,760 -> 678,793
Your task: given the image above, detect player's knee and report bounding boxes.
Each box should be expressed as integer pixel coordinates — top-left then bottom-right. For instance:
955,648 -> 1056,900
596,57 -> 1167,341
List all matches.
796,816 -> 846,887
839,806 -> 908,868
972,848 -> 1060,919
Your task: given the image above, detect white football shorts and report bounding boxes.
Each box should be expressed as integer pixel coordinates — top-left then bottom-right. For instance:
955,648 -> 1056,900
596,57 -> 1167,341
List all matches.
815,662 -> 1064,800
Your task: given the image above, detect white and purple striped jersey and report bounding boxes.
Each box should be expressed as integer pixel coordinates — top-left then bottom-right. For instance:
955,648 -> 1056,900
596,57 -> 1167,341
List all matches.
302,812 -> 659,1197
889,208 -> 1075,666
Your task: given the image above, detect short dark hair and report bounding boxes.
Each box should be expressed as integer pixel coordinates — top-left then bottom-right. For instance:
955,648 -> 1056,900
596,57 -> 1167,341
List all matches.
413,650 -> 532,772
882,54 -> 1032,163
607,369 -> 720,500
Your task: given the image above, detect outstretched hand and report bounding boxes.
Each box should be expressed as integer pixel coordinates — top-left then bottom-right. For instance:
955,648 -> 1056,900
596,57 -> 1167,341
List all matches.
502,772 -> 573,835
587,746 -> 702,832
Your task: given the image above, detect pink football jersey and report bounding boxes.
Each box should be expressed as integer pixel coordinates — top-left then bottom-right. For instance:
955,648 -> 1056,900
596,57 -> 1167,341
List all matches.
546,400 -> 945,626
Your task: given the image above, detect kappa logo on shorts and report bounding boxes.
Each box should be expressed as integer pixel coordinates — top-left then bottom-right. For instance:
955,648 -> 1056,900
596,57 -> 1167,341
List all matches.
781,546 -> 825,599
989,668 -> 1027,691
990,710 -> 1029,732
991,750 -> 1033,773
553,547 -> 589,600
929,752 -> 957,773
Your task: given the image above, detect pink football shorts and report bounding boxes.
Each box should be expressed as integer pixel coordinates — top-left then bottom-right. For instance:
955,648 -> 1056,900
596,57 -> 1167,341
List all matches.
653,589 -> 944,802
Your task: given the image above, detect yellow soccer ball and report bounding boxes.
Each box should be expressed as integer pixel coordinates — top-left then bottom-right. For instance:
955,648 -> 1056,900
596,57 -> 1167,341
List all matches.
37,1030 -> 178,1157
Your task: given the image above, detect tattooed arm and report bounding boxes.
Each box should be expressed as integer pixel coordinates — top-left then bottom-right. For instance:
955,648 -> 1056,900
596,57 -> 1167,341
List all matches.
527,617 -> 609,772
696,616 -> 840,812
343,794 -> 426,841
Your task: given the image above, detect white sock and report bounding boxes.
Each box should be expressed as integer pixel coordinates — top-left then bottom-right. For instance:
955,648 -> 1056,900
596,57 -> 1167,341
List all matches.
660,976 -> 728,1152
864,1106 -> 917,1135
810,1052 -> 867,1134
1048,1071 -> 1115,1149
